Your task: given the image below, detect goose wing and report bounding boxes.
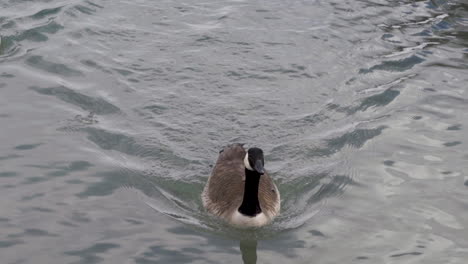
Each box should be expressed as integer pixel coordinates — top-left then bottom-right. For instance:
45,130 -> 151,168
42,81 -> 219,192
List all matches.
203,144 -> 246,216
259,172 -> 280,217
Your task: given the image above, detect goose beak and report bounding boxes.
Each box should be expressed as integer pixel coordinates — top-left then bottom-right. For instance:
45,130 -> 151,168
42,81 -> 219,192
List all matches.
254,160 -> 265,175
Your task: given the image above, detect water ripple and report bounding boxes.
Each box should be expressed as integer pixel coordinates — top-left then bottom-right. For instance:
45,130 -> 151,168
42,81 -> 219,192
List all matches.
30,85 -> 120,114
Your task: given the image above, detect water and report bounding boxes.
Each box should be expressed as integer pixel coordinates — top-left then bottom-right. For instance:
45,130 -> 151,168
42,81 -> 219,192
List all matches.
1,0 -> 467,263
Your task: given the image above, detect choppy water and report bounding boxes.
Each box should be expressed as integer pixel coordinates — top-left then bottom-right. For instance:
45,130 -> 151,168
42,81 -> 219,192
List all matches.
1,0 -> 467,263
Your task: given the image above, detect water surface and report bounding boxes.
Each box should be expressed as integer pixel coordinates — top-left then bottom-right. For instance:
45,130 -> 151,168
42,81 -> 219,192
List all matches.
1,0 -> 467,263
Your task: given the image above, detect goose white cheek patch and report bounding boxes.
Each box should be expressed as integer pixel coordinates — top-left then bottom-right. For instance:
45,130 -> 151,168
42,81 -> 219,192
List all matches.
244,153 -> 254,171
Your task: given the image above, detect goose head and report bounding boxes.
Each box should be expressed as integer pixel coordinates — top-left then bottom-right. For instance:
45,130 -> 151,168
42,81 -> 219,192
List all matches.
244,147 -> 265,175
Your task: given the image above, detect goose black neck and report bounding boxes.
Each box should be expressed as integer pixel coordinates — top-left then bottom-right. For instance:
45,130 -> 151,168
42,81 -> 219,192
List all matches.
238,169 -> 262,217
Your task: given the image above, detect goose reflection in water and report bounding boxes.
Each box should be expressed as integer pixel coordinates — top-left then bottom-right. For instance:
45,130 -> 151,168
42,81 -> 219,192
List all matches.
240,239 -> 258,264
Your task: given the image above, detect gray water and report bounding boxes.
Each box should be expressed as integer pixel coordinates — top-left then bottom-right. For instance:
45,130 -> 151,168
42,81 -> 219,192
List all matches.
1,0 -> 467,263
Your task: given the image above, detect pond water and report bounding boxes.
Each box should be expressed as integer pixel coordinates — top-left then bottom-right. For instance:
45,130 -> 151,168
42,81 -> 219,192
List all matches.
1,0 -> 467,263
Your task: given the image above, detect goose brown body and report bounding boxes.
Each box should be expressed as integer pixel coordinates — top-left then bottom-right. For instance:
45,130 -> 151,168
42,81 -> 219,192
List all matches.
202,144 -> 280,227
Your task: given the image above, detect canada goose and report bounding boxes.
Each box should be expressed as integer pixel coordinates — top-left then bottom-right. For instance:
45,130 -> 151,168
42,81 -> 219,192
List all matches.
202,144 -> 280,227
